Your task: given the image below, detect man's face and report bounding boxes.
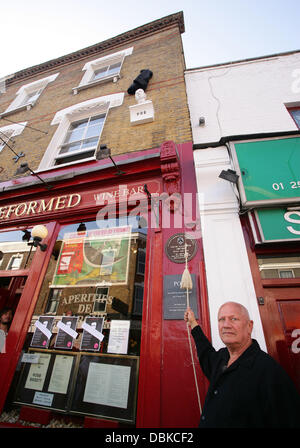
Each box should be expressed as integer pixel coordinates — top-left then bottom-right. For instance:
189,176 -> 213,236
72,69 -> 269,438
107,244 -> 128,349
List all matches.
218,303 -> 253,349
0,310 -> 13,325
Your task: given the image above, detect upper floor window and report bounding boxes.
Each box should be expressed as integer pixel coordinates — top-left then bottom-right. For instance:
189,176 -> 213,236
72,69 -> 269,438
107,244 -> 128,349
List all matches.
37,92 -> 124,171
288,107 -> 300,129
73,47 -> 133,94
54,114 -> 106,166
0,122 -> 27,153
0,73 -> 59,117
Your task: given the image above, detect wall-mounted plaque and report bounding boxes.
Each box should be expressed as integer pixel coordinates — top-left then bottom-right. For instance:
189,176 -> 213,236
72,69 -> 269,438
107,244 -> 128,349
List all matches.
163,274 -> 199,320
165,233 -> 197,264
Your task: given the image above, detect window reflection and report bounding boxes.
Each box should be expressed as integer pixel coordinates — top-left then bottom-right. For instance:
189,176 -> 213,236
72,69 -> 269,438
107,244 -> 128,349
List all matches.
257,254 -> 300,279
0,229 -> 35,271
32,216 -> 147,356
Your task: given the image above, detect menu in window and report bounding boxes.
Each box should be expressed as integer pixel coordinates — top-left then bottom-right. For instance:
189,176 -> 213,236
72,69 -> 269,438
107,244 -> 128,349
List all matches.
83,362 -> 131,409
25,353 -> 51,391
107,320 -> 130,354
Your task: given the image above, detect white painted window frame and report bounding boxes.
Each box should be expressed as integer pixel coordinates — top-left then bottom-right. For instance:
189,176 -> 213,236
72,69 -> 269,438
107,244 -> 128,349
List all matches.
73,47 -> 133,94
0,121 -> 27,153
37,92 -> 124,172
6,253 -> 23,270
1,73 -> 59,117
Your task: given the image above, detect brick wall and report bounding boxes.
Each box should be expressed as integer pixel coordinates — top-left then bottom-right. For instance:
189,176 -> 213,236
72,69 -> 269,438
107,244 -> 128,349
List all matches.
0,26 -> 191,182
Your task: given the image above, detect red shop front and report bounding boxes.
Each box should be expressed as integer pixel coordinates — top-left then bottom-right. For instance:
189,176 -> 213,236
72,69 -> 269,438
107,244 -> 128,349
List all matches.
0,141 -> 209,428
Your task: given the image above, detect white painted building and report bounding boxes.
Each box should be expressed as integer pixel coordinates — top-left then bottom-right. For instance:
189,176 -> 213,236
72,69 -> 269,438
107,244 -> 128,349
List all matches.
185,50 -> 300,361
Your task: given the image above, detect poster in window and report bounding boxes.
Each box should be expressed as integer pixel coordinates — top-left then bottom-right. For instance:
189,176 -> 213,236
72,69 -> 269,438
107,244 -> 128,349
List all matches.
51,226 -> 132,287
54,316 -> 78,350
30,316 -> 54,349
80,317 -> 104,352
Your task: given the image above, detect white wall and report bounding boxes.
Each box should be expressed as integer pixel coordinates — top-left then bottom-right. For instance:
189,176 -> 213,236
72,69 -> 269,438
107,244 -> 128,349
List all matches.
194,147 -> 267,351
185,52 -> 300,145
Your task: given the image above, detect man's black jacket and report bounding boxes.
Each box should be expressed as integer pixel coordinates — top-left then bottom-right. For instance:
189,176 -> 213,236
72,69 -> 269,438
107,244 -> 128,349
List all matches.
191,325 -> 300,428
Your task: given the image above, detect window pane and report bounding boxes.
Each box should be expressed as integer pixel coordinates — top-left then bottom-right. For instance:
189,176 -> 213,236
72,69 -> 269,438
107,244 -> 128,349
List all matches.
81,137 -> 98,150
59,141 -> 82,154
55,150 -> 95,165
65,128 -> 86,144
107,62 -> 121,76
93,67 -> 108,80
0,228 -> 35,271
291,109 -> 300,128
16,216 -> 147,423
257,254 -> 300,279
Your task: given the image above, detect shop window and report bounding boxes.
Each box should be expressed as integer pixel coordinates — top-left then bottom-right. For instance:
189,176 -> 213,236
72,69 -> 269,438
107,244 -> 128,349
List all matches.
12,216 -> 147,425
72,47 -> 133,94
0,73 -> 59,117
257,254 -> 300,279
37,92 -> 124,171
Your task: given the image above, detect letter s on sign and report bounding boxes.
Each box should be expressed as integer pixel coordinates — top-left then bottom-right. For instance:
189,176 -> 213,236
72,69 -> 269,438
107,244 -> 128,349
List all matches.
284,211 -> 300,235
291,329 -> 300,354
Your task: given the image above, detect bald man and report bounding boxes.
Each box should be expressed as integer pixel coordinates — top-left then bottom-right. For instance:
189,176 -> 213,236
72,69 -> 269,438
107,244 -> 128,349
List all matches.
184,302 -> 300,428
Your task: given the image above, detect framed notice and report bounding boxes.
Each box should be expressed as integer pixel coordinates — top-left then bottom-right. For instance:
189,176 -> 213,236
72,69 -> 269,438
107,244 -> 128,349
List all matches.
51,226 -> 132,288
30,316 -> 54,349
14,349 -> 77,412
70,354 -> 139,423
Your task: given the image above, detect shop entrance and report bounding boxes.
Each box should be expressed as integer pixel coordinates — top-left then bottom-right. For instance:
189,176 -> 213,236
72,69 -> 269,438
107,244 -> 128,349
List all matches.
256,254 -> 300,393
0,276 -> 27,313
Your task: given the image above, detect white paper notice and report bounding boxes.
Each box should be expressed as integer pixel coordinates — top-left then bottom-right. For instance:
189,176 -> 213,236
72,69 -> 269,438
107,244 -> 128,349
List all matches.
33,392 -> 54,407
25,353 -> 51,391
107,320 -> 130,354
48,355 -> 73,394
83,362 -> 131,409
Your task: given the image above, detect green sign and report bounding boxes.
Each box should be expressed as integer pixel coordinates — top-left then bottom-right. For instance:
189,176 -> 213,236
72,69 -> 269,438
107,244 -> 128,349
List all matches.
232,137 -> 300,205
254,208 -> 300,243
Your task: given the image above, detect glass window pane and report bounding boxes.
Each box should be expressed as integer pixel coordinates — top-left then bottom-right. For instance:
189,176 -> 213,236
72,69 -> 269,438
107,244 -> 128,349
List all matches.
17,216 -> 147,423
0,229 -> 35,271
85,124 -> 103,139
55,150 -> 95,165
81,137 -> 98,150
93,67 -> 108,80
59,141 -> 82,154
291,109 -> 300,128
107,62 -> 121,76
257,254 -> 300,279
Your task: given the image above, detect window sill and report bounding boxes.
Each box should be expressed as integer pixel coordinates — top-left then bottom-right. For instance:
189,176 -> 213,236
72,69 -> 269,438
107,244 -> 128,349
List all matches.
72,74 -> 120,94
0,102 -> 34,118
36,156 -> 97,173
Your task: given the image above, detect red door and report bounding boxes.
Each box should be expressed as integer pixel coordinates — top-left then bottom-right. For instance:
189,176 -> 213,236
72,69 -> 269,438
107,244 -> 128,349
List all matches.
243,217 -> 300,393
261,283 -> 300,393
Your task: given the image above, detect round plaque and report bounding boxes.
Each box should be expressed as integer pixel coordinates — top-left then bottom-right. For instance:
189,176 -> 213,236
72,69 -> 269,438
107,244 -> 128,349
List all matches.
165,233 -> 198,263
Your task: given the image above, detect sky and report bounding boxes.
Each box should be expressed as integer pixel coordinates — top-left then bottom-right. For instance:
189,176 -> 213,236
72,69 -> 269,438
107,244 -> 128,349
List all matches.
0,0 -> 299,78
